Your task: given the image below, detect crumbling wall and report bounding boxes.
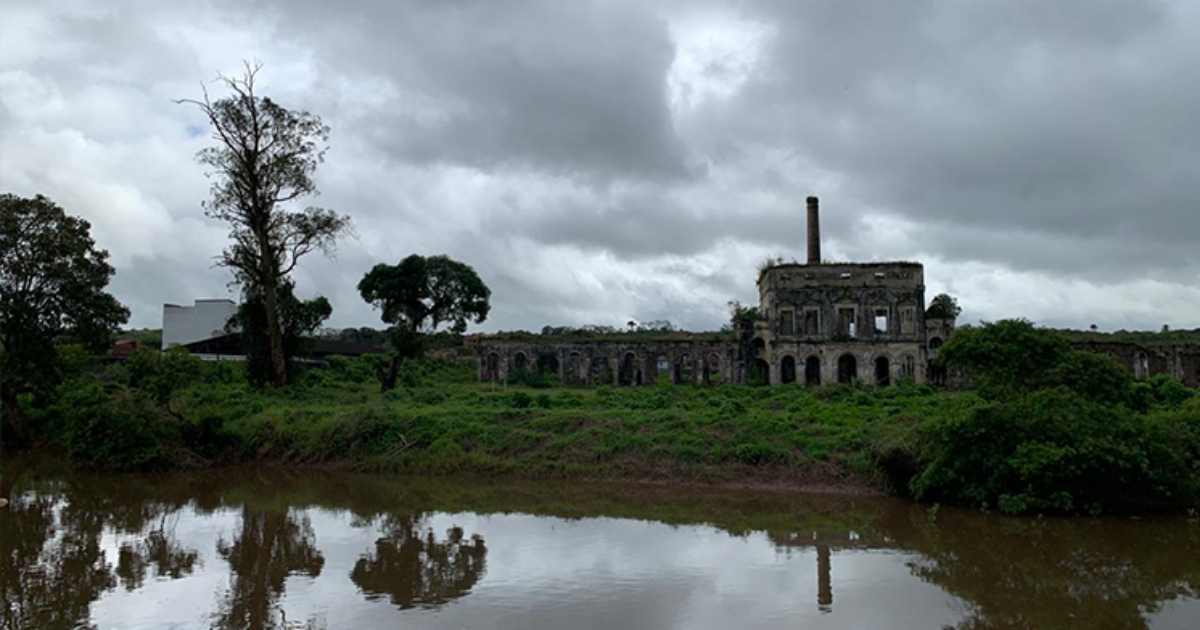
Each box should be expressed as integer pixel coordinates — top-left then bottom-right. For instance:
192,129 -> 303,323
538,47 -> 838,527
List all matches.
1072,342 -> 1200,387
477,339 -> 745,386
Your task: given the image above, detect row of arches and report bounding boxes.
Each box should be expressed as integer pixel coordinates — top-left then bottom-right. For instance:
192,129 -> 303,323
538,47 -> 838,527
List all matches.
482,349 -> 730,386
774,353 -> 917,386
484,348 -> 922,386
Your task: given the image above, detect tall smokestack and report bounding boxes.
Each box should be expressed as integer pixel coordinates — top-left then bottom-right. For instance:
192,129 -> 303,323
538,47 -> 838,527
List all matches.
806,196 -> 821,265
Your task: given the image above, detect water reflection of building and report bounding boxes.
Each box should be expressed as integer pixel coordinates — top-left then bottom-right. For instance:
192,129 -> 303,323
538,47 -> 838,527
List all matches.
768,530 -> 888,614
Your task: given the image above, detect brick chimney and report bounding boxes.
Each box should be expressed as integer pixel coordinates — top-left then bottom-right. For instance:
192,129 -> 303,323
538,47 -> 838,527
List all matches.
806,196 -> 821,265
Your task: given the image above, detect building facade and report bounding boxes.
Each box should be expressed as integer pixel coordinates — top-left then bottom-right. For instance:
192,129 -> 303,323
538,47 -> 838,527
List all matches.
477,197 -> 953,386
161,299 -> 238,350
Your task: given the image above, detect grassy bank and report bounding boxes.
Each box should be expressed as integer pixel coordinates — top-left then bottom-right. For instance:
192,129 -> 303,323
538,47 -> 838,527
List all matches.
29,353 -> 976,484
12,336 -> 1200,515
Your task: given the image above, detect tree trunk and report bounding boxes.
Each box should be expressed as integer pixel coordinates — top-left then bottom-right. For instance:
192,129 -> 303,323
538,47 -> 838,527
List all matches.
377,355 -> 401,393
262,276 -> 288,387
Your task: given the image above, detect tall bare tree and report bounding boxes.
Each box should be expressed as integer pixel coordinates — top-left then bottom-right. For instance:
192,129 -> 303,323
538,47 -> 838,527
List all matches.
179,62 -> 349,386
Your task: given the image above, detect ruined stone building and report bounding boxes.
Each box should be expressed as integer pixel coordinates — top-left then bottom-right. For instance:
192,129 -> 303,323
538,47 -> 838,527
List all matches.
477,197 -> 955,386
1070,341 -> 1199,388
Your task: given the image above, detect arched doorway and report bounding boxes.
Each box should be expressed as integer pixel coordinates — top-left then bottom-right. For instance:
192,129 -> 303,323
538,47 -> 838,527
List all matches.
619,352 -> 638,386
566,352 -> 583,384
706,354 -> 722,385
513,352 -> 528,372
900,355 -> 916,380
781,356 -> 797,384
677,354 -> 694,385
874,356 -> 890,387
485,352 -> 500,381
805,356 -> 821,386
837,354 -> 857,384
656,355 -> 671,384
751,359 -> 770,386
537,353 -> 559,375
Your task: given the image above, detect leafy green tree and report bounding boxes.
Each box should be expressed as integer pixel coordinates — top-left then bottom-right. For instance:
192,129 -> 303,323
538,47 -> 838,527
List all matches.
935,319 -> 1071,395
925,293 -> 962,319
358,254 -> 490,391
0,193 -> 129,447
178,62 -> 350,386
227,281 -> 332,387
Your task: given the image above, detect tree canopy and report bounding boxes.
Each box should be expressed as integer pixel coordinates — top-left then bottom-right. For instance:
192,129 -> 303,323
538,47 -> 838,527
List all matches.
179,62 -> 350,386
359,254 -> 491,348
925,293 -> 962,320
358,254 -> 490,390
0,193 -> 129,443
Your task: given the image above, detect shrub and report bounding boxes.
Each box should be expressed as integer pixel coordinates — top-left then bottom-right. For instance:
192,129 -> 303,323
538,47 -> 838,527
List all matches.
911,387 -> 1200,514
46,381 -> 173,470
507,368 -> 557,389
127,347 -> 203,403
936,319 -> 1071,395
510,392 -> 533,409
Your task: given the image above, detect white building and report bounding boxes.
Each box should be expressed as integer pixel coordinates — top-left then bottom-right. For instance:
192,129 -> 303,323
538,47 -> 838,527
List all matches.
162,299 -> 238,350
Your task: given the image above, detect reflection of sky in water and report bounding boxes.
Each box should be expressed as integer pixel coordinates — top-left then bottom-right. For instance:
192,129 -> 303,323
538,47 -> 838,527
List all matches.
79,504 -> 1200,630
89,507 -> 954,629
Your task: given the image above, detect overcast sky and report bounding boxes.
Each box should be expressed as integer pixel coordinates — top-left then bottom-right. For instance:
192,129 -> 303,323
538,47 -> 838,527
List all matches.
2,0 -> 1198,333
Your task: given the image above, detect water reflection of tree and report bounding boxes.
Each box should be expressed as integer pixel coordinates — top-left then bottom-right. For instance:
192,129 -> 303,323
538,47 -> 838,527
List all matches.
0,476 -> 205,630
115,524 -> 200,591
0,493 -> 114,630
904,513 -> 1200,630
211,508 -> 326,630
350,514 -> 488,610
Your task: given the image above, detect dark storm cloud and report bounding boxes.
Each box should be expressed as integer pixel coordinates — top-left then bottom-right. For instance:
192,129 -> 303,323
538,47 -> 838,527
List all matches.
3,0 -> 1199,332
244,0 -> 694,181
698,0 -> 1200,280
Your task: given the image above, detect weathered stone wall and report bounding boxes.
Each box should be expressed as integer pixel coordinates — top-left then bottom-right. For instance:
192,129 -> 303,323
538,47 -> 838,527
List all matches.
477,339 -> 745,386
1072,341 -> 1200,387
758,264 -> 927,345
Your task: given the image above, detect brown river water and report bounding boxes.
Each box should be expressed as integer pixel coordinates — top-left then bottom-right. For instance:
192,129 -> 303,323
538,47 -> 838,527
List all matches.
1,469 -> 1198,630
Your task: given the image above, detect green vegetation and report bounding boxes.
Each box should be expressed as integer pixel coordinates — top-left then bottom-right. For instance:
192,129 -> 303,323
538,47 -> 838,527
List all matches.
178,62 -> 351,386
924,293 -> 961,319
904,319 -> 1200,514
359,253 -> 491,391
1,193 -> 129,448
8,315 -> 1200,516
1058,326 -> 1200,346
228,280 -> 333,386
22,347 -> 979,484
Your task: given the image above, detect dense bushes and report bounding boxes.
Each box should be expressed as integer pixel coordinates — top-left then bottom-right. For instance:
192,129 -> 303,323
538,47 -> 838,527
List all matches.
41,380 -> 175,471
911,388 -> 1199,513
909,319 -> 1200,513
